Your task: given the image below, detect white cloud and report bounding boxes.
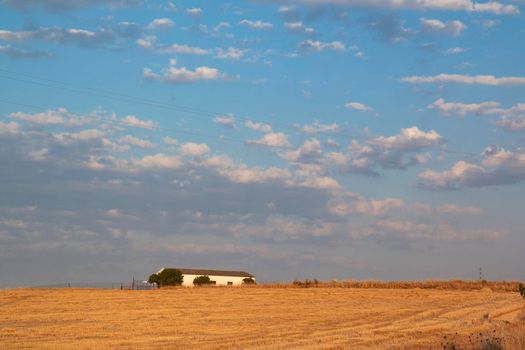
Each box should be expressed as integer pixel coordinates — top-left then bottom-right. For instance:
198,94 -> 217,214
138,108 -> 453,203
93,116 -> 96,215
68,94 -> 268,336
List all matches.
119,135 -> 156,149
180,142 -> 210,157
28,148 -> 49,161
281,138 -> 322,163
133,153 -> 181,169
324,127 -> 444,175
284,21 -> 315,34
371,220 -> 504,241
147,18 -> 175,30
0,27 -> 116,47
245,120 -> 273,133
429,98 -> 501,117
367,126 -> 443,151
0,44 -> 50,59
420,18 -> 466,36
143,59 -> 225,84
122,115 -> 157,130
0,121 -> 20,135
445,47 -> 465,54
215,47 -> 246,60
213,22 -> 231,32
163,136 -> 178,146
326,138 -> 340,148
429,99 -> 525,131
436,204 -> 483,215
328,194 -> 405,217
418,146 -> 525,189
9,108 -> 91,126
495,116 -> 525,132
247,132 -> 291,148
284,0 -> 519,15
402,74 -> 525,86
186,7 -> 202,18
53,129 -> 105,144
136,36 -> 157,49
345,102 -> 376,114
157,43 -> 209,55
213,115 -> 236,128
239,19 -> 273,30
285,21 -> 304,31
300,121 -> 340,134
299,40 -> 345,52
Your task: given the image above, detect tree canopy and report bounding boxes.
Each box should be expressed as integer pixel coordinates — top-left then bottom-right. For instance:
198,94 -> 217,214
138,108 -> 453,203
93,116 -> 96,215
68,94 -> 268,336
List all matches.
148,268 -> 183,287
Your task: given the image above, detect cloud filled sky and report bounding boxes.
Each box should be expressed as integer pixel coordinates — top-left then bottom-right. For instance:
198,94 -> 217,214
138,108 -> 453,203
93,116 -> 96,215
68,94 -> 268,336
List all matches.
0,0 -> 524,287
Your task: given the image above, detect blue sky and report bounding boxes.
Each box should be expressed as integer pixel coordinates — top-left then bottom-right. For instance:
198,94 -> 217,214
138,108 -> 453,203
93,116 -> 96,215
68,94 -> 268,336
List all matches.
0,0 -> 524,287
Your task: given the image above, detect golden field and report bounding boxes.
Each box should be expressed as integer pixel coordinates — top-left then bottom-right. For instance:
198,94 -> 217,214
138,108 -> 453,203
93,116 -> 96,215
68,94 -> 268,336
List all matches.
1,284 -> 524,350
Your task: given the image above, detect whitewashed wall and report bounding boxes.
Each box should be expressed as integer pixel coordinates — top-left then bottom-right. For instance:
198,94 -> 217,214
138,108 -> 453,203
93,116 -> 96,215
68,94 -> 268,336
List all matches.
181,274 -> 251,286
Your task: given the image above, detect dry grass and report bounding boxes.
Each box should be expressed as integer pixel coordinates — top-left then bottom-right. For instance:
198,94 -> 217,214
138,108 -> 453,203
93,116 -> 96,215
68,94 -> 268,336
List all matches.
265,279 -> 521,292
0,286 -> 523,349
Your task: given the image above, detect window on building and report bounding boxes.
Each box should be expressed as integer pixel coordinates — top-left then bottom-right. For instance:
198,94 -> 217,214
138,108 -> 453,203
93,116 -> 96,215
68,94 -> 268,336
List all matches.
227,281 -> 233,285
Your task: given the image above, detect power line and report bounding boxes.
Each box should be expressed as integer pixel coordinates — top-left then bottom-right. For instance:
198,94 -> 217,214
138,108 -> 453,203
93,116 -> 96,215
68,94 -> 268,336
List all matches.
0,76 -> 524,163
0,68 -> 298,132
0,98 -> 295,149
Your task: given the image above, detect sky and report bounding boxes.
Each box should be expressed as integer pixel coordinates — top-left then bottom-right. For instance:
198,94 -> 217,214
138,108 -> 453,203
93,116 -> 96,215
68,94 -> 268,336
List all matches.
0,0 -> 524,287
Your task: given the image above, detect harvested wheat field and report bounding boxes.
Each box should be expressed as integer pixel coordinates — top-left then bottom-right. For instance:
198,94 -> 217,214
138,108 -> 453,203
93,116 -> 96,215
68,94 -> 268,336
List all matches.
1,286 -> 524,350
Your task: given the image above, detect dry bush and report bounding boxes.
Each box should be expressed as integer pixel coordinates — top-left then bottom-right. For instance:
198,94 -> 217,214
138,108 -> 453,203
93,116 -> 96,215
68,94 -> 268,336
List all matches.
255,280 -> 520,292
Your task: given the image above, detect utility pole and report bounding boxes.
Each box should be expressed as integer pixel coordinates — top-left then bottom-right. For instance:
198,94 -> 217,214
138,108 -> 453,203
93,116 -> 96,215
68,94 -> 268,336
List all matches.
479,266 -> 483,281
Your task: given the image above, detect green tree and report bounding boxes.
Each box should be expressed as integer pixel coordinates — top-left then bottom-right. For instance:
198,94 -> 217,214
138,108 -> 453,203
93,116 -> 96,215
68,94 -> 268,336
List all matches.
148,273 -> 160,285
242,277 -> 256,285
193,275 -> 213,286
149,268 -> 183,287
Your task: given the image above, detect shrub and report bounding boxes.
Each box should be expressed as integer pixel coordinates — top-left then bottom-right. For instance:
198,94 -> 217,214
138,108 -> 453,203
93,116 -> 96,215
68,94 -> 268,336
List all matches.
242,277 -> 256,285
148,268 -> 183,287
193,275 -> 213,286
292,279 -> 319,288
440,331 -> 504,350
519,283 -> 525,300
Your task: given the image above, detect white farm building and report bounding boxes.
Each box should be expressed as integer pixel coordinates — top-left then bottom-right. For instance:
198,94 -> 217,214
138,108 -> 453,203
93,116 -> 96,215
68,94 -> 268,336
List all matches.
157,267 -> 255,286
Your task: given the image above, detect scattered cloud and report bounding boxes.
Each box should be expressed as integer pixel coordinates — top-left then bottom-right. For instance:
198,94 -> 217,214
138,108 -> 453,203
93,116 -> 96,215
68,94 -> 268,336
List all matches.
180,142 -> 210,157
402,74 -> 525,86
247,132 -> 291,148
284,21 -> 315,35
215,47 -> 246,60
213,115 -> 236,128
299,121 -> 340,134
299,39 -> 345,52
0,27 -> 116,48
146,18 -> 175,30
428,98 -> 525,131
420,18 -> 467,37
445,47 -> 465,54
279,0 -> 519,15
9,108 -> 92,127
143,59 -> 226,84
345,102 -> 376,114
495,116 -> 525,132
245,120 -> 273,133
238,19 -> 273,30
0,0 -> 140,12
418,145 -> 525,190
122,115 -> 157,130
119,135 -> 155,149
0,45 -> 51,59
186,7 -> 202,19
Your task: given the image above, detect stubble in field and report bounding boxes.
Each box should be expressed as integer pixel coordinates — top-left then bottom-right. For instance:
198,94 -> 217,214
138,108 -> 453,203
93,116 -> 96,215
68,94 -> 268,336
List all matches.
0,287 -> 523,349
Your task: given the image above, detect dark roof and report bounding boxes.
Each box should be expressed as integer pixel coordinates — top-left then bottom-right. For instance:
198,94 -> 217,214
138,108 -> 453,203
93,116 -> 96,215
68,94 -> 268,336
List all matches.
162,268 -> 254,278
